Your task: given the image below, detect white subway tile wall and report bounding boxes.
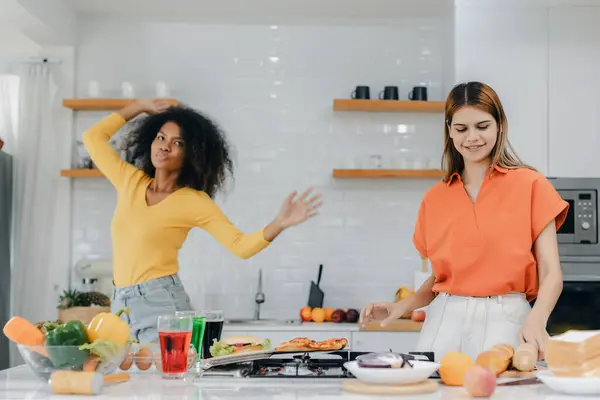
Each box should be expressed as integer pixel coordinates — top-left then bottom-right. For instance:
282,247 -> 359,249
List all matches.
71,18 -> 450,319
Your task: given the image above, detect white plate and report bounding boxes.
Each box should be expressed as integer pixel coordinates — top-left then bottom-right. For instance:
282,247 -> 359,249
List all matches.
344,360 -> 440,385
536,370 -> 600,395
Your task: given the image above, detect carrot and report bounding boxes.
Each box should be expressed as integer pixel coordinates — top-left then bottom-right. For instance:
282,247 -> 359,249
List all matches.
82,355 -> 99,372
3,316 -> 45,346
3,316 -> 48,357
104,373 -> 130,384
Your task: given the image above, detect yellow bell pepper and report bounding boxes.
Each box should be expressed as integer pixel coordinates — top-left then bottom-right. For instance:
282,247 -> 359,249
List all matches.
86,308 -> 130,346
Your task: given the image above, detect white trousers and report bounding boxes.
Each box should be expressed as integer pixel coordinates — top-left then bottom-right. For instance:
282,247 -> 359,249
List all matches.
415,292 -> 531,362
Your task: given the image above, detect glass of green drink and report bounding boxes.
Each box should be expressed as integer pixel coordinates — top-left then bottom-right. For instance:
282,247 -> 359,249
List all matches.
175,311 -> 206,371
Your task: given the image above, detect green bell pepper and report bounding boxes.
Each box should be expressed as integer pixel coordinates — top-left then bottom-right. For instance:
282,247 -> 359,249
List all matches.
45,320 -> 90,369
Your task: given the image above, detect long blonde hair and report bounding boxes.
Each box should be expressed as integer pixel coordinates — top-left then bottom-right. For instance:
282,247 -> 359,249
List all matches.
441,82 -> 534,182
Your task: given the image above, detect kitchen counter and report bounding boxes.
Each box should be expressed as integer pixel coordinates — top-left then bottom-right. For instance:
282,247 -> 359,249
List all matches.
0,365 -> 567,399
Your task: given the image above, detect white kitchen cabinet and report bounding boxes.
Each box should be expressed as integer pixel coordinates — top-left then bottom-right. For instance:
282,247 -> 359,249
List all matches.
351,332 -> 420,353
548,7 -> 600,177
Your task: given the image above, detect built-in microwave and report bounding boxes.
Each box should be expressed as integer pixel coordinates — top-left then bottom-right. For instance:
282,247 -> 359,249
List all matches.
543,177 -> 600,335
547,177 -> 600,281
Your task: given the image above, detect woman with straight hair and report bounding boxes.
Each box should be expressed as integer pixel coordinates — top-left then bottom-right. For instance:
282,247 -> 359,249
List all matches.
360,82 -> 567,362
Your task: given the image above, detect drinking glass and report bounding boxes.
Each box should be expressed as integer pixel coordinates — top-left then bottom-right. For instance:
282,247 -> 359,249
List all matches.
198,310 -> 224,359
157,315 -> 193,379
175,311 -> 206,371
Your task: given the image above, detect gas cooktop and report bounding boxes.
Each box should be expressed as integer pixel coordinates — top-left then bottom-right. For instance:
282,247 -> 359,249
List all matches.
200,351 -> 437,379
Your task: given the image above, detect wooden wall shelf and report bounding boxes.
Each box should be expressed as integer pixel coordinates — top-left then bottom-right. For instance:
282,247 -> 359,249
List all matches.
333,169 -> 445,179
333,99 -> 445,113
60,169 -> 104,178
63,98 -> 178,111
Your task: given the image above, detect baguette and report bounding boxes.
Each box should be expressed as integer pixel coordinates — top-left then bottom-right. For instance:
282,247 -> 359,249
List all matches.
475,344 -> 514,375
512,343 -> 537,372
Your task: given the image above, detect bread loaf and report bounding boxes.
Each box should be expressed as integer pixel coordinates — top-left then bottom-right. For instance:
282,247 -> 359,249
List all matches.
475,344 -> 514,375
512,343 -> 537,372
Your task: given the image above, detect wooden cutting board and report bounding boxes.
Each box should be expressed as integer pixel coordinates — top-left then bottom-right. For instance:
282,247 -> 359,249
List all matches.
342,380 -> 439,395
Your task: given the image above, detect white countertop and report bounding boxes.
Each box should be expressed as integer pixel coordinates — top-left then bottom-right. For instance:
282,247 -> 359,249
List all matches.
0,365 -> 570,399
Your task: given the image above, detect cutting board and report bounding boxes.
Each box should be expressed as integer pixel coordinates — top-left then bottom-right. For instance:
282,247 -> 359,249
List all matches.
307,264 -> 324,308
360,320 -> 423,332
499,370 -> 537,379
342,380 -> 439,395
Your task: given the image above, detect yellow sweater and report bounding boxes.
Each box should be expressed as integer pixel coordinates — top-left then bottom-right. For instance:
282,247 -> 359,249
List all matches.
82,113 -> 271,287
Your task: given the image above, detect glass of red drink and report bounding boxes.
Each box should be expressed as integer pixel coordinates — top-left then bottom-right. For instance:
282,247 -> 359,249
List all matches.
157,315 -> 193,379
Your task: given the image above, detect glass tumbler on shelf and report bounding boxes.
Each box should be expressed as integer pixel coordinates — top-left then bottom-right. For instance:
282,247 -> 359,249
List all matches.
157,315 -> 193,379
175,311 -> 206,371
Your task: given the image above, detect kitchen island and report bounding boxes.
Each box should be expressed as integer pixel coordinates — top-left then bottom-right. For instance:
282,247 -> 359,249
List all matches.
0,364 -> 564,399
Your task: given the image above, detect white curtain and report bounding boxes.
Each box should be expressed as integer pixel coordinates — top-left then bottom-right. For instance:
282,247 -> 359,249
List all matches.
0,75 -> 20,155
10,63 -> 64,366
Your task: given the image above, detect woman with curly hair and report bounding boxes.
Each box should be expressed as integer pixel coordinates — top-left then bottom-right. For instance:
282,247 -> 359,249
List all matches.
83,99 -> 322,344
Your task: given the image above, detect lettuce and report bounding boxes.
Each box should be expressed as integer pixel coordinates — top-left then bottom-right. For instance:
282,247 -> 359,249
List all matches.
209,339 -> 235,357
260,339 -> 272,350
79,339 -> 122,372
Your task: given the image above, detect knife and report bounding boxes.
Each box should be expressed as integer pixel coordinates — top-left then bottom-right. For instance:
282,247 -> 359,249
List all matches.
497,377 -> 541,386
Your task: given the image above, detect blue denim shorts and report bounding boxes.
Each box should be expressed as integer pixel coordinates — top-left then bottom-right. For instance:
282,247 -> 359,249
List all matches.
111,274 -> 194,344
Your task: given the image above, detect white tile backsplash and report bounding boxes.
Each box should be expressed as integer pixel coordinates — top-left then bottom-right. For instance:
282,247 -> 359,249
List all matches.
71,17 -> 450,319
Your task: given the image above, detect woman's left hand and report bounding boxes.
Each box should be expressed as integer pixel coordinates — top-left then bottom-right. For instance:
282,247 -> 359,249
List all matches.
275,187 -> 323,229
519,311 -> 550,360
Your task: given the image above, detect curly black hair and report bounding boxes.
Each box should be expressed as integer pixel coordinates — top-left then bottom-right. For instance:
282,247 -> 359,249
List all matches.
123,105 -> 234,198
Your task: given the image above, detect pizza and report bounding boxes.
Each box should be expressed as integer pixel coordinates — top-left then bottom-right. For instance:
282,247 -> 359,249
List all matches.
275,337 -> 348,352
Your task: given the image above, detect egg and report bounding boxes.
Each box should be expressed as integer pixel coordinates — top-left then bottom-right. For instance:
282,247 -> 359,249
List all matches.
135,347 -> 153,371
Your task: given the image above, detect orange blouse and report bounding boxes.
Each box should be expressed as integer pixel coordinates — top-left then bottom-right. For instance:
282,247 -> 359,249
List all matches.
413,165 -> 569,301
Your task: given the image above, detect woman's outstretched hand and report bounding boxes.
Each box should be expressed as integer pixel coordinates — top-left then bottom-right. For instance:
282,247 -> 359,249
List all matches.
276,187 -> 322,228
263,187 -> 322,241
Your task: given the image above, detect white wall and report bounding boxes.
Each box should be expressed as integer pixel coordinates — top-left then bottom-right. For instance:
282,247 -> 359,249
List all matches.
455,6 -> 549,174
70,16 -> 453,319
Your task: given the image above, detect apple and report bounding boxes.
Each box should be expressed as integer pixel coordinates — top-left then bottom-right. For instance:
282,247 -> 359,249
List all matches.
331,309 -> 346,323
411,310 -> 426,322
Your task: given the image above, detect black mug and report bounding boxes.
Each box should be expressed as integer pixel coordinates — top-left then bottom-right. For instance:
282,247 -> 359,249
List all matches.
408,86 -> 428,101
379,86 -> 399,100
351,86 -> 370,100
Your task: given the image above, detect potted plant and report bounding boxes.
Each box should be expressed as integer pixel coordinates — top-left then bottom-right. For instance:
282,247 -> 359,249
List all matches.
57,289 -> 112,323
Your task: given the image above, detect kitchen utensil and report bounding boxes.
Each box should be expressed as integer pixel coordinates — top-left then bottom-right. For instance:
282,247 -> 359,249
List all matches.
498,377 -> 541,386
307,264 -> 324,308
342,379 -> 438,395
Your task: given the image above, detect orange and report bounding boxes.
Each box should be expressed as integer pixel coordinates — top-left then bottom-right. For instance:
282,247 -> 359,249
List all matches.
324,308 -> 334,322
300,306 -> 312,322
311,308 -> 325,323
439,351 -> 474,386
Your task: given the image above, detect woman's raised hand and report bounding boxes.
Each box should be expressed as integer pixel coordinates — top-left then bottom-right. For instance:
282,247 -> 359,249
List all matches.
135,98 -> 172,114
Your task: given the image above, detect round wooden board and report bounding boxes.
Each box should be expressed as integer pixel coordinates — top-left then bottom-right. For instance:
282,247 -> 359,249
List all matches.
342,380 -> 439,395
